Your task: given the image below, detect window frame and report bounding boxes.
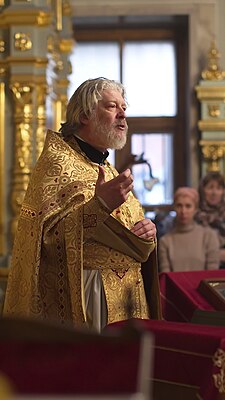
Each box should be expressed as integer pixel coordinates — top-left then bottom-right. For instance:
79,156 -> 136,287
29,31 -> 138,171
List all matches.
73,18 -> 189,212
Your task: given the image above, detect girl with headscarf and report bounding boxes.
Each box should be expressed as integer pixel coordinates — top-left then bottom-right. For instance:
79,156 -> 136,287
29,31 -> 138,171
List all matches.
158,186 -> 220,272
195,171 -> 225,269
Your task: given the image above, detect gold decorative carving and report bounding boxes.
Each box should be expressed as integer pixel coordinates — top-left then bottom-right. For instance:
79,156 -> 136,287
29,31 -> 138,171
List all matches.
55,0 -> 72,31
208,104 -> 220,118
47,35 -> 55,53
59,38 -> 74,53
0,82 -> 5,255
9,74 -> 46,85
195,86 -> 225,100
52,94 -> 67,131
198,120 -> 225,131
0,68 -> 5,76
199,140 -> 225,171
56,0 -> 63,31
0,60 -> 6,77
213,348 -> 225,393
14,32 -> 32,51
36,83 -> 47,159
0,39 -> 5,53
0,10 -> 52,27
47,0 -> 73,132
47,35 -> 63,72
10,82 -> 33,238
7,57 -> 48,68
63,0 -> 72,16
202,41 -> 225,81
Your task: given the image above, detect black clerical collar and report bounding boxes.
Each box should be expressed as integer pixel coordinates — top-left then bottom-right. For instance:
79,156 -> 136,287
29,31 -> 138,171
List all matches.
75,136 -> 109,165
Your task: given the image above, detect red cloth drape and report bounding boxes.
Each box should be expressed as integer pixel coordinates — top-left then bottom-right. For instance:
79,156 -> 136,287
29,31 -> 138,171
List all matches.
159,270 -> 225,322
108,318 -> 225,400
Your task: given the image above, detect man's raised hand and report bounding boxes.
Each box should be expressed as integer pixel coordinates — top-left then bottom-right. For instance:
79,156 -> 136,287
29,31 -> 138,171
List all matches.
95,165 -> 134,211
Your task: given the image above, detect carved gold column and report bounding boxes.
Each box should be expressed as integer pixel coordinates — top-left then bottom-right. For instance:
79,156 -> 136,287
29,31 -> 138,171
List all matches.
0,12 -> 7,257
0,0 -> 73,259
48,0 -> 73,130
0,2 -> 52,243
36,81 -> 48,158
0,68 -> 5,256
10,82 -> 33,237
195,41 -> 225,175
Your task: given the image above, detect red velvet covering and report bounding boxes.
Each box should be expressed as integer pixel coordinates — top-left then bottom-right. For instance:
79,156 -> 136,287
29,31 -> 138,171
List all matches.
0,339 -> 141,395
0,316 -> 225,400
108,318 -> 225,400
159,270 -> 225,322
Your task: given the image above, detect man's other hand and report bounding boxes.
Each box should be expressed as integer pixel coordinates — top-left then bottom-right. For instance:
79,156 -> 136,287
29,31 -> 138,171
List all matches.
131,219 -> 156,241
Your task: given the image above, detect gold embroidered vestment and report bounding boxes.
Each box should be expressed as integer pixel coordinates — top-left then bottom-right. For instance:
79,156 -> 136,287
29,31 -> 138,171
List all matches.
4,130 -> 161,326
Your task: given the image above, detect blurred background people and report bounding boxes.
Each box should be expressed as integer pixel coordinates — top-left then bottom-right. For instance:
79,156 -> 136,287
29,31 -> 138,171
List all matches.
158,187 -> 220,272
195,171 -> 225,269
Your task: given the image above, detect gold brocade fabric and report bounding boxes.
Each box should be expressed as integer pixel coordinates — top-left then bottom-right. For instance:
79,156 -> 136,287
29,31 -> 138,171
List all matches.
213,348 -> 225,393
4,130 -> 160,326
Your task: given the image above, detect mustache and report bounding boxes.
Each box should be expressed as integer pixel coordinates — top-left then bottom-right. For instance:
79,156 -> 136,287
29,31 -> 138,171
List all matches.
114,120 -> 128,128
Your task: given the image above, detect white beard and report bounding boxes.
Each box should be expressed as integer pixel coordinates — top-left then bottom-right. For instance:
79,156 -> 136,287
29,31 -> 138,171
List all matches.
90,115 -> 128,150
